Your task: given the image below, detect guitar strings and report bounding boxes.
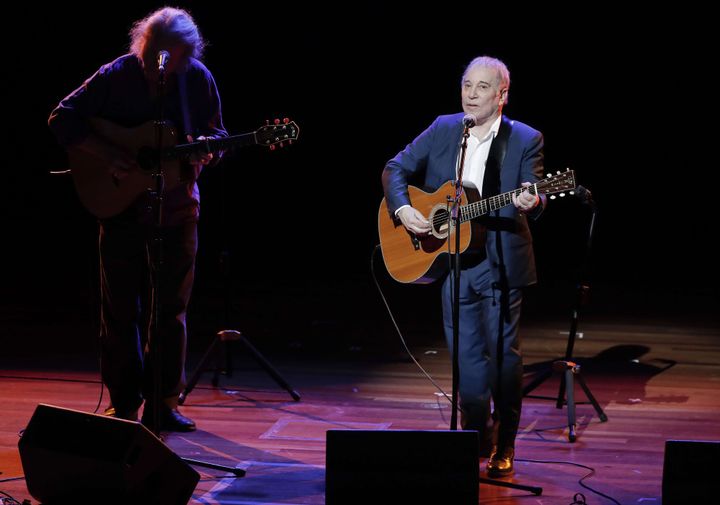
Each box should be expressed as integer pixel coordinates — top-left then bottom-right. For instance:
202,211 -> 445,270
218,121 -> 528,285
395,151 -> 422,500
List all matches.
430,187 -> 533,229
428,171 -> 573,230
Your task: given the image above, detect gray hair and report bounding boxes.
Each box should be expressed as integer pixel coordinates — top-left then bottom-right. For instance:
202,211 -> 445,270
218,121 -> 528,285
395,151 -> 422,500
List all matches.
129,7 -> 206,64
462,56 -> 510,104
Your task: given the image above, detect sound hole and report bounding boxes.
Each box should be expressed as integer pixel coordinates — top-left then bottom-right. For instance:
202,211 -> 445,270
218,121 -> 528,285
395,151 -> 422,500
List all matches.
137,146 -> 157,171
429,206 -> 451,239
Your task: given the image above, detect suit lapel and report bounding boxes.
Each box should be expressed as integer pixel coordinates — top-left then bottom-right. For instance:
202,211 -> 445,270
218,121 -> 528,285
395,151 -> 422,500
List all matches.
481,116 -> 512,199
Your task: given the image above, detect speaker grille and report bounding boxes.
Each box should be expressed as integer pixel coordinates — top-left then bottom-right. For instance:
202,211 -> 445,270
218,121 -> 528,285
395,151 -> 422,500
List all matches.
19,404 -> 199,505
326,429 -> 479,505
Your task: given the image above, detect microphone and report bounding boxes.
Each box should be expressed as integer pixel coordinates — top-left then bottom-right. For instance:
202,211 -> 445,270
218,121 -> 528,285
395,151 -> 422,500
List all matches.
157,50 -> 170,72
575,185 -> 595,207
462,113 -> 477,128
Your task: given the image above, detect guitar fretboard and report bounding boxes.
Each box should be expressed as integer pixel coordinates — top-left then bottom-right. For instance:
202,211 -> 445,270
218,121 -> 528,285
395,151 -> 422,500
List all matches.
458,185 -> 539,222
171,132 -> 256,157
169,122 -> 298,157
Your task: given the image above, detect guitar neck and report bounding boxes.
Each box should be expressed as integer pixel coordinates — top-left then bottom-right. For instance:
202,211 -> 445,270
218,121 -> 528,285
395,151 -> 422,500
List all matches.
459,186 -> 539,222
163,120 -> 298,159
170,132 -> 257,158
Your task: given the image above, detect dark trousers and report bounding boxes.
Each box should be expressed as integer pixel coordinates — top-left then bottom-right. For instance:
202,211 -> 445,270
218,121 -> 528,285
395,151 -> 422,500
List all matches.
442,259 -> 523,449
98,217 -> 197,414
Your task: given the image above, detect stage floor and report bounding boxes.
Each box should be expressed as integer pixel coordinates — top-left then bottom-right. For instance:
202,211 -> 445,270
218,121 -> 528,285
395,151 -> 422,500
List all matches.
1,315 -> 719,504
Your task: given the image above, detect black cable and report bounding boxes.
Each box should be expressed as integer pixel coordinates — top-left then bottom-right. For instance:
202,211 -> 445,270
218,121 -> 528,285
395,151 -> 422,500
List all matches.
93,381 -> 105,415
515,457 -> 621,505
94,227 -> 106,415
0,489 -> 28,505
0,375 -> 101,384
0,477 -> 25,483
370,244 -> 460,413
16,214 -> 110,417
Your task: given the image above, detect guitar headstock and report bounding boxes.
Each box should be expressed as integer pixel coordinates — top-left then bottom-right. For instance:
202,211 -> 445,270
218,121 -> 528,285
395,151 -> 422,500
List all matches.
537,169 -> 576,199
256,118 -> 300,150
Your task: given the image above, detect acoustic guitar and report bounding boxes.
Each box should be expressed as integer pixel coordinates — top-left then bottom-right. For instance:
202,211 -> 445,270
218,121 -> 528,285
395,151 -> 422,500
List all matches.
378,170 -> 576,284
68,117 -> 299,218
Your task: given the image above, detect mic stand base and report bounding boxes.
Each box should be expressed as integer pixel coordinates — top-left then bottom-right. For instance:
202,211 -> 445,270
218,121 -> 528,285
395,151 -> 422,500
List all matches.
478,476 -> 542,495
179,330 -> 301,404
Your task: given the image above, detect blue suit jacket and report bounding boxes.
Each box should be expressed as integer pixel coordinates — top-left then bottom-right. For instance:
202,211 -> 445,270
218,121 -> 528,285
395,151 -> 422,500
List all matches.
382,113 -> 545,288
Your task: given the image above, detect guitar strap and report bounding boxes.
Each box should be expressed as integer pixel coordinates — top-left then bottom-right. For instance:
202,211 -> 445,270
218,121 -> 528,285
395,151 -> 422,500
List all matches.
177,71 -> 193,138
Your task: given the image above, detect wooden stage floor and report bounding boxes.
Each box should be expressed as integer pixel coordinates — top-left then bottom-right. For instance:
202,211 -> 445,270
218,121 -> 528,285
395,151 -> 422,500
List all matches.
1,315 -> 718,504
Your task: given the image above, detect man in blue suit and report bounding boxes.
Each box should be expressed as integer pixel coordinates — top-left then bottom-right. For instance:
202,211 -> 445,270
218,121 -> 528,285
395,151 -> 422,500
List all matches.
382,56 -> 545,477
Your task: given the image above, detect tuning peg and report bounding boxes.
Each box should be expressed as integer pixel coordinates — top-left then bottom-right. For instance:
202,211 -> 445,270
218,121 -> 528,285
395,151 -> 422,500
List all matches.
546,173 -> 552,178
288,139 -> 293,145
569,190 -> 575,195
274,118 -> 281,125
556,170 -> 561,175
278,141 -> 284,148
269,144 -> 276,151
550,195 -> 557,200
283,117 -> 289,124
265,119 -> 270,126
559,192 -> 566,197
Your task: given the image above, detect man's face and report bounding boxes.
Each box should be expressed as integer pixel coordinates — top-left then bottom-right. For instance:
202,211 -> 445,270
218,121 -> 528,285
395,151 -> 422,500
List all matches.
461,65 -> 507,126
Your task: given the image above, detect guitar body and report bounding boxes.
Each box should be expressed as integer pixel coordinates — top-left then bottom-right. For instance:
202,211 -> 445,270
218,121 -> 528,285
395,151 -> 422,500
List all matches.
378,181 -> 484,284
68,118 -> 187,219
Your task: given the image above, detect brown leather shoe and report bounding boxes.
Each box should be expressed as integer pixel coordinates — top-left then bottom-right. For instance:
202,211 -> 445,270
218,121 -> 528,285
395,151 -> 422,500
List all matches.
103,406 -> 139,422
486,446 -> 514,477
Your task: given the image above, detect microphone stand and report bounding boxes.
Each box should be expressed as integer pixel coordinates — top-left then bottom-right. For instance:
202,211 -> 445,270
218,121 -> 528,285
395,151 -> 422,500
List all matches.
451,118 -> 541,496
146,62 -> 244,478
146,64 -> 167,438
449,123 -> 470,430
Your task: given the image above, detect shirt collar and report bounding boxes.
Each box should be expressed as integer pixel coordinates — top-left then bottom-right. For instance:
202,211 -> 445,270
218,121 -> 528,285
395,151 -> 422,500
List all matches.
485,115 -> 502,141
470,114 -> 502,144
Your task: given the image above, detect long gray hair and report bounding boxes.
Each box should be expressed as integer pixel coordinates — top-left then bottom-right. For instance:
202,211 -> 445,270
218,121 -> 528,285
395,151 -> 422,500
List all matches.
129,7 -> 206,65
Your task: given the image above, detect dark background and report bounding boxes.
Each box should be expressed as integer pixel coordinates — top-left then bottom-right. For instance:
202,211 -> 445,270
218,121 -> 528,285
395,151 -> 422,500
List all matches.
3,3 -> 717,360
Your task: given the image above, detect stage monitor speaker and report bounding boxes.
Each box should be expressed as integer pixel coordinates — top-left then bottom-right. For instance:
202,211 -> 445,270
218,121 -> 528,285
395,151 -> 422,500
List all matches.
326,429 -> 479,505
662,439 -> 719,505
18,403 -> 199,505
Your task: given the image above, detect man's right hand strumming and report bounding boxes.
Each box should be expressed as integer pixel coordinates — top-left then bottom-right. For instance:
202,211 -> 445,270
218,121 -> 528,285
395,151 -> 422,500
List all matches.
398,206 -> 431,235
107,154 -> 135,180
77,134 -> 136,180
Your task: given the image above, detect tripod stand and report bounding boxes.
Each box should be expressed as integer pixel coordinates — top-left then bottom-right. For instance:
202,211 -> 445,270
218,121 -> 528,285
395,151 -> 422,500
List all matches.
178,142 -> 300,405
179,329 -> 301,404
522,186 -> 607,442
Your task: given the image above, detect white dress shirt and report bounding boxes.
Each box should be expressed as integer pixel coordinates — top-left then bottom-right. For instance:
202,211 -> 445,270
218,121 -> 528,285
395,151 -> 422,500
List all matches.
458,115 -> 502,195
